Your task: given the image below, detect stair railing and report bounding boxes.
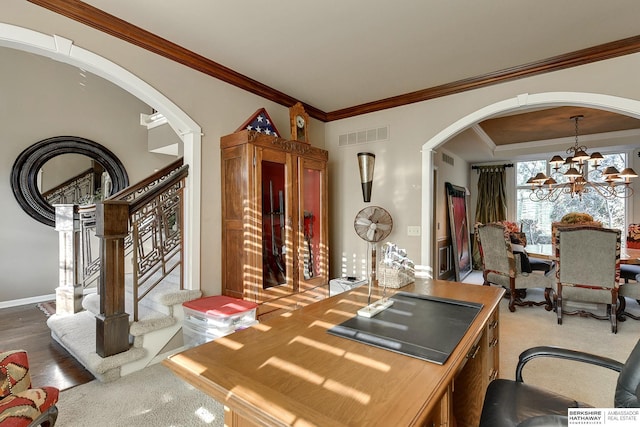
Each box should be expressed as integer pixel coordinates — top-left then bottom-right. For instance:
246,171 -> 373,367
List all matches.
54,158 -> 188,357
112,158 -> 187,323
43,167 -> 96,205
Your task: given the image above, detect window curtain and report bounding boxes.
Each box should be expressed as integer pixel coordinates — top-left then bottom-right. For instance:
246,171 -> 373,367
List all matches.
473,165 -> 507,268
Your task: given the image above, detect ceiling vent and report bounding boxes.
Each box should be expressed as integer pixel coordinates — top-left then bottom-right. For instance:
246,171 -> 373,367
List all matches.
339,126 -> 389,147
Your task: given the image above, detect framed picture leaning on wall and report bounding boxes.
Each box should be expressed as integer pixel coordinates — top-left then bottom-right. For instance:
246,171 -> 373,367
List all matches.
445,182 -> 472,281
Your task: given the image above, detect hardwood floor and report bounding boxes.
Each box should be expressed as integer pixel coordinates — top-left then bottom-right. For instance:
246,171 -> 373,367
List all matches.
0,303 -> 95,391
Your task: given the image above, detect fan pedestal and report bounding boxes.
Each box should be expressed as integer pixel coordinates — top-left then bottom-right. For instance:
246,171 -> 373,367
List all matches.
353,206 -> 394,318
357,298 -> 394,318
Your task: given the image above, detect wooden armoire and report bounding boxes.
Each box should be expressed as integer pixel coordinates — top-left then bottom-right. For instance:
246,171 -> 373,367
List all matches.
220,130 -> 329,314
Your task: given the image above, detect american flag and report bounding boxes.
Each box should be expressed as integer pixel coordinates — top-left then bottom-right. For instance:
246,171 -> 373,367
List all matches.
236,108 -> 280,137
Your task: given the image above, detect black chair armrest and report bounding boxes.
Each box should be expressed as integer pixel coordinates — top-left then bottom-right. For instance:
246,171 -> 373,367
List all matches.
516,346 -> 624,382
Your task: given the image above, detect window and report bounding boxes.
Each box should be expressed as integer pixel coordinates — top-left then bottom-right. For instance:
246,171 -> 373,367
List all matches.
516,153 -> 628,245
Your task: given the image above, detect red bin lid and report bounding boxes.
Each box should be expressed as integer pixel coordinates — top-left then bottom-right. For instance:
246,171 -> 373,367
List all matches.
183,296 -> 258,316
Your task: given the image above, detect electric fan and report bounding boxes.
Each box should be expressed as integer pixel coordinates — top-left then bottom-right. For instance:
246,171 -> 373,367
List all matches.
353,206 -> 394,317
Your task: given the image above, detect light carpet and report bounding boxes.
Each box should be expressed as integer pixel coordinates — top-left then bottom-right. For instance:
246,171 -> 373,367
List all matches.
57,285 -> 640,425
498,288 -> 640,408
57,362 -> 224,426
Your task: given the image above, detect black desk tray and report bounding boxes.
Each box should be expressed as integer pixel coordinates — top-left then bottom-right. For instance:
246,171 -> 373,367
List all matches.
327,292 -> 483,364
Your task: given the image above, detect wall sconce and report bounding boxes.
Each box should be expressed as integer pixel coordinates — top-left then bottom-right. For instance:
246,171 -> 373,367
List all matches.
357,152 -> 375,202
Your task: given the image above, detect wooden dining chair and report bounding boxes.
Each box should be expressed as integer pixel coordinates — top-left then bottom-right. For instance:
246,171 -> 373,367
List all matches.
619,282 -> 640,321
554,226 -> 621,333
621,223 -> 640,283
477,223 -> 555,312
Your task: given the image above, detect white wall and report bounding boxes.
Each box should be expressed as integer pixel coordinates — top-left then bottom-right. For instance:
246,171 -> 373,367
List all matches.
0,47 -> 172,303
325,57 -> 640,278
433,149 -> 471,242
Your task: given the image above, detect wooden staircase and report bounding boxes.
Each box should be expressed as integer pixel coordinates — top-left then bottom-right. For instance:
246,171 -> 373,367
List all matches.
48,158 -> 200,381
47,268 -> 200,381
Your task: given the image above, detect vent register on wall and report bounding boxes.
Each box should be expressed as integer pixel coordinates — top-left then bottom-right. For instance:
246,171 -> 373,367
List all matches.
339,125 -> 389,147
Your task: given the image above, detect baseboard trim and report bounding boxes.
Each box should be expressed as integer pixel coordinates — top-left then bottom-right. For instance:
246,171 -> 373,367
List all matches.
1,289 -> 98,310
0,293 -> 57,309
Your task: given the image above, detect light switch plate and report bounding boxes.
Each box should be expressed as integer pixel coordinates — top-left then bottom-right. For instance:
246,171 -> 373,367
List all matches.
407,225 -> 421,236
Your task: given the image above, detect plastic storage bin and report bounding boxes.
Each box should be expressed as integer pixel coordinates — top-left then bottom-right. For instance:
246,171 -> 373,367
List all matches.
182,296 -> 258,347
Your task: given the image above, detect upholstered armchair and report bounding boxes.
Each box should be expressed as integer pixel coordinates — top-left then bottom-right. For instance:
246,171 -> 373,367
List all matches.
0,350 -> 59,427
619,282 -> 640,321
477,223 -> 555,312
479,339 -> 640,427
627,223 -> 640,249
621,223 -> 640,283
554,226 -> 621,333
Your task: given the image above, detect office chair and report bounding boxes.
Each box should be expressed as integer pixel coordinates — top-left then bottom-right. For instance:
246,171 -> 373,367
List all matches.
479,339 -> 640,427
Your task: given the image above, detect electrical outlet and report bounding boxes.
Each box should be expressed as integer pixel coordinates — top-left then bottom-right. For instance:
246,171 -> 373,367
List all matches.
407,226 -> 421,236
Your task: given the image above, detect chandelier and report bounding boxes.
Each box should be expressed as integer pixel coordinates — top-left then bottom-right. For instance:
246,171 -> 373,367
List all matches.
526,115 -> 637,202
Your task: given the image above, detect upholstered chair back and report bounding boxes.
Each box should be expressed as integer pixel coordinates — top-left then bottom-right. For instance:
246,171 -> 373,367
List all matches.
478,223 -> 556,312
0,350 -> 59,426
554,226 -> 621,332
628,223 -> 640,249
556,226 -> 620,290
477,223 -> 514,278
0,350 -> 32,398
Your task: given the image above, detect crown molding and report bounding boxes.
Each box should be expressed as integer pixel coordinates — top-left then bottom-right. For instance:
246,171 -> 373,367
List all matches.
326,35 -> 640,121
28,0 -> 640,123
26,0 -> 326,121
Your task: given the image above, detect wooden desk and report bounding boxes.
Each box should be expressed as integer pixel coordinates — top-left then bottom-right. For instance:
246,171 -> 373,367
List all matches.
164,280 -> 504,427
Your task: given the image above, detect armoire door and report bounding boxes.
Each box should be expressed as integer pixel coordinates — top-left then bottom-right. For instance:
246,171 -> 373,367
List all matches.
297,157 -> 328,291
256,147 -> 295,303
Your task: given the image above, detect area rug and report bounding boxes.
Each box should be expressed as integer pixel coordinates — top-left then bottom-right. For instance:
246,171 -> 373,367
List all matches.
57,362 -> 224,427
36,301 -> 56,317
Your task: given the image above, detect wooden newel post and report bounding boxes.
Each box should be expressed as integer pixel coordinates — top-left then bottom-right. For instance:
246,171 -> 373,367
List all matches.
95,200 -> 130,357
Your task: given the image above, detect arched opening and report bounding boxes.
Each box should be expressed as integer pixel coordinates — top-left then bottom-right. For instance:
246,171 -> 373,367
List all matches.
420,92 -> 640,275
0,22 -> 202,289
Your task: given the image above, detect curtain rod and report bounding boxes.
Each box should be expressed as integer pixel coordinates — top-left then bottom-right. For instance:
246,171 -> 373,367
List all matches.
471,163 -> 513,170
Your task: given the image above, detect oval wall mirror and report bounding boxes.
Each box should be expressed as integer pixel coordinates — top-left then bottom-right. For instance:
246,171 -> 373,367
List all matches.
11,136 -> 129,227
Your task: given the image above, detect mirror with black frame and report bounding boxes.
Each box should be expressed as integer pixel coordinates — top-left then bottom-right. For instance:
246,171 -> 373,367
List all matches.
11,136 -> 129,227
39,153 -> 111,206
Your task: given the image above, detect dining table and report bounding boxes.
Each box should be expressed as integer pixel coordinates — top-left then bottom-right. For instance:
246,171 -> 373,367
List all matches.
526,244 -> 640,265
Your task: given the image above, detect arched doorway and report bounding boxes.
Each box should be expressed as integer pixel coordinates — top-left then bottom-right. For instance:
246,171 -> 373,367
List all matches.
0,22 -> 202,289
420,91 -> 640,275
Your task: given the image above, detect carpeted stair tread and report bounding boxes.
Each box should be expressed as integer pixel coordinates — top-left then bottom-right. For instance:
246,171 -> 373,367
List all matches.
47,311 -> 146,382
56,264 -> 202,381
129,313 -> 176,337
82,293 -> 191,337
